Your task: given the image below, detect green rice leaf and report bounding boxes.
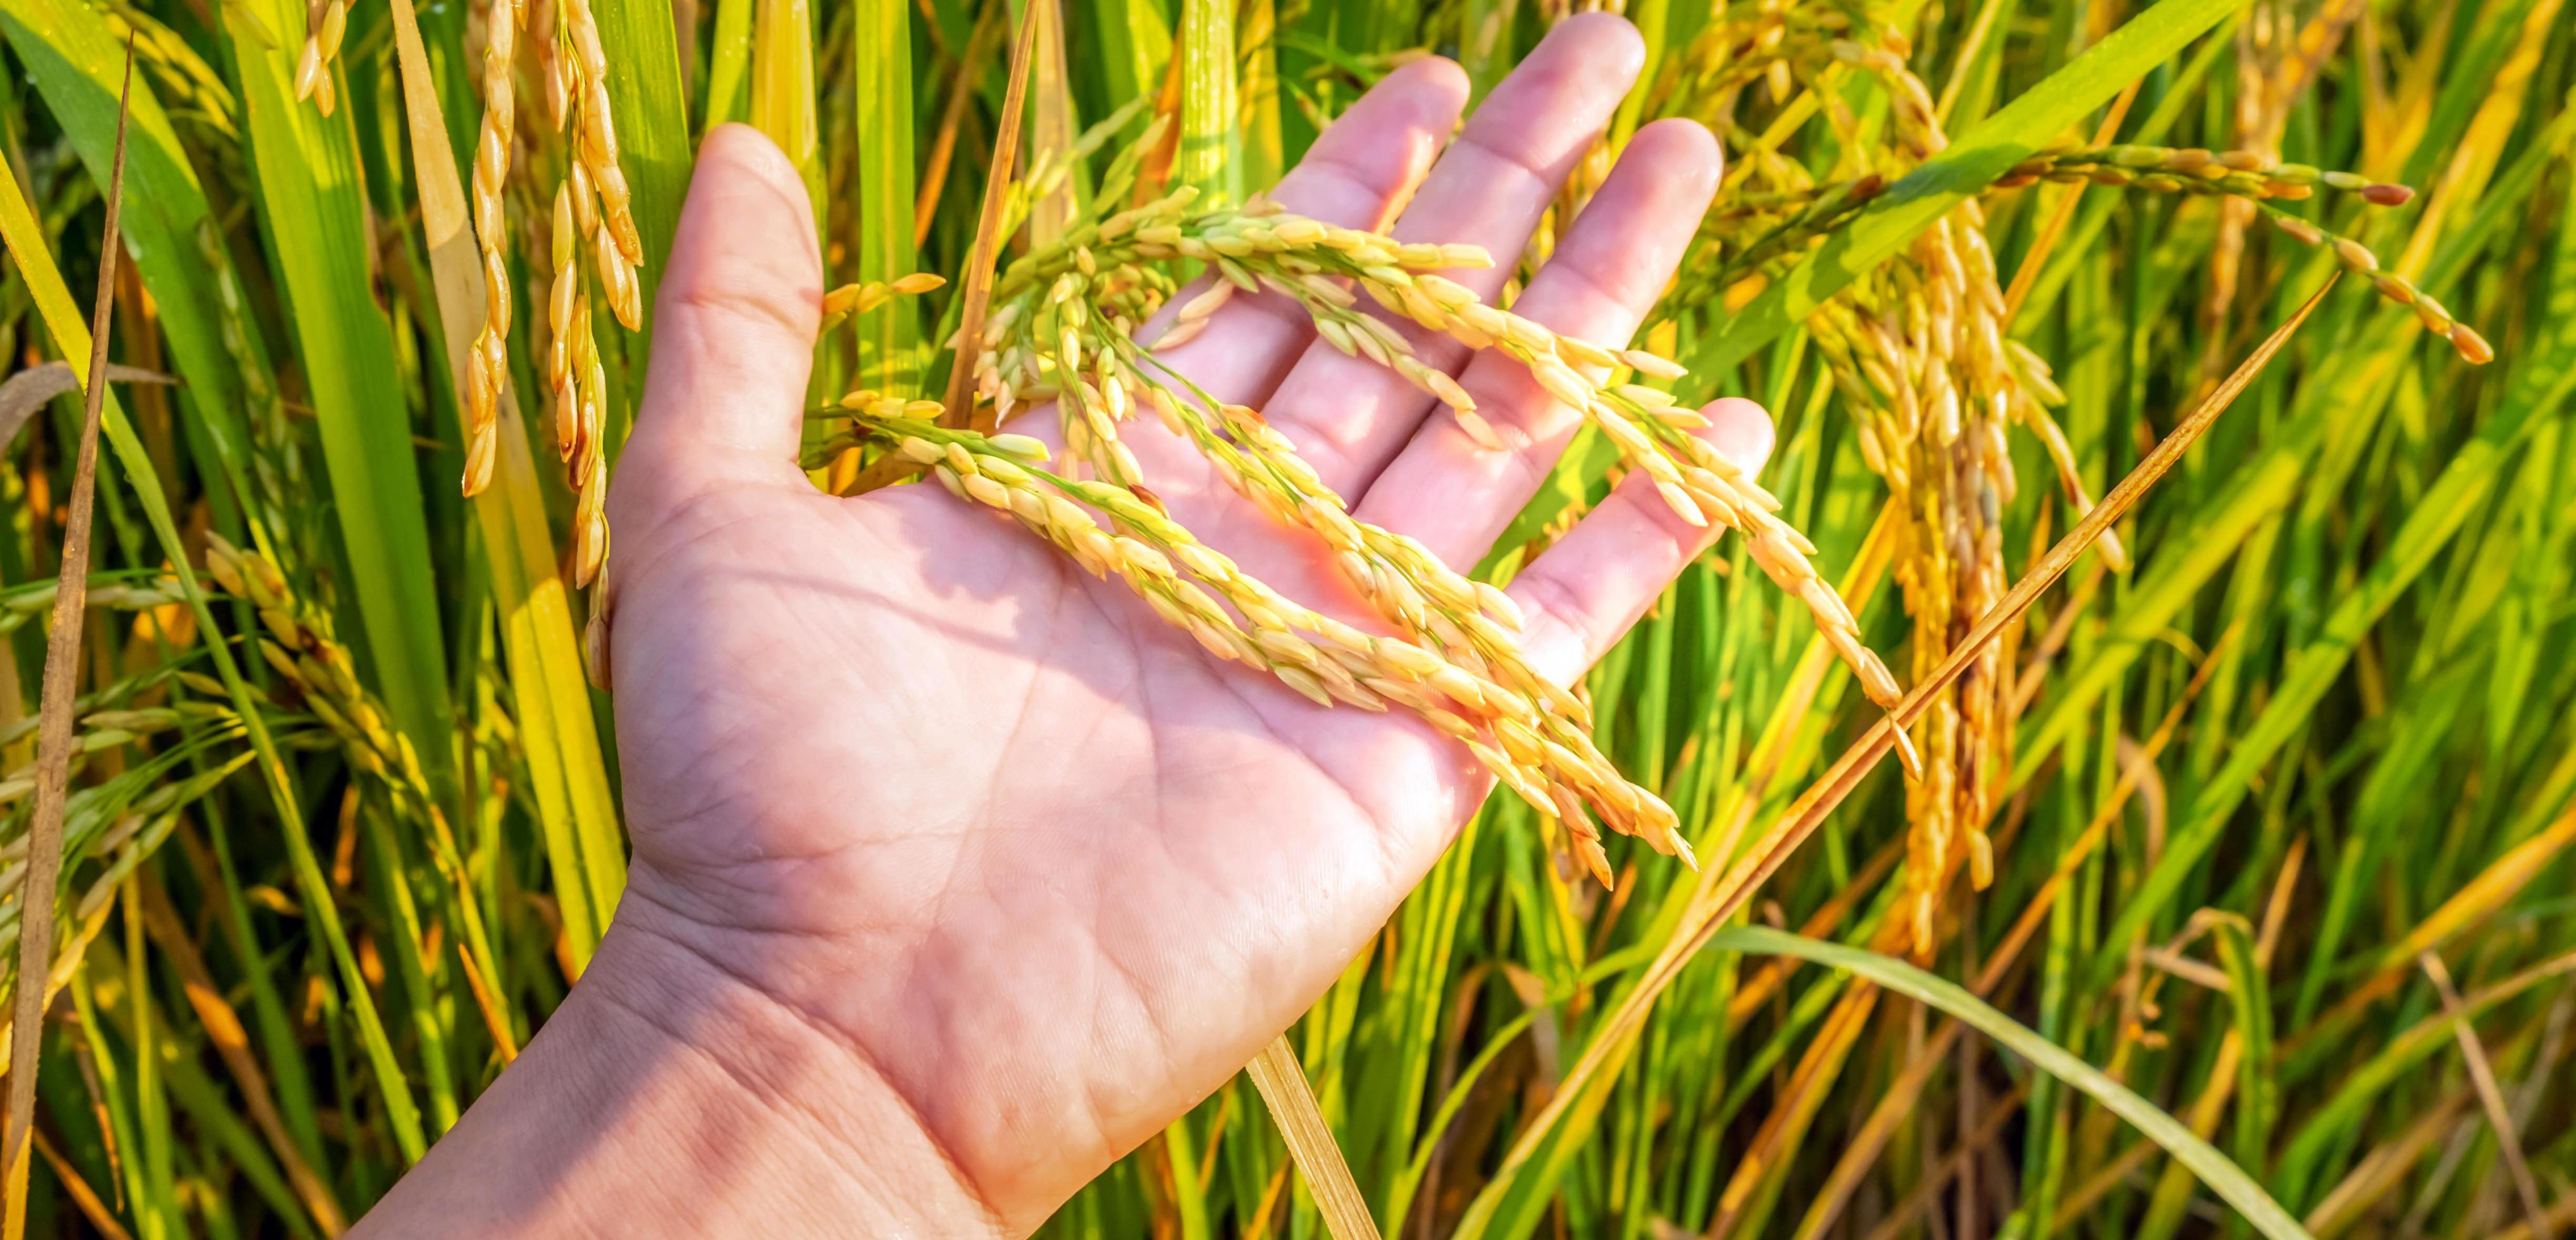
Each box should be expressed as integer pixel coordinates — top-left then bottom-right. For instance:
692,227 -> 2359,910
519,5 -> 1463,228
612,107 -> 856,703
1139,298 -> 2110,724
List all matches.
1710,927 -> 2313,1240
594,0 -> 695,454
1685,0 -> 2251,376
1177,0 -> 1239,206
223,0 -> 453,772
851,0 -> 923,397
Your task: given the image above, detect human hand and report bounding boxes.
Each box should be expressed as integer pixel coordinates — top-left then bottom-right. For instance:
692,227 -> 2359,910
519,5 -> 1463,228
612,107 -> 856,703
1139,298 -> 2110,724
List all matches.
364,15 -> 1770,1237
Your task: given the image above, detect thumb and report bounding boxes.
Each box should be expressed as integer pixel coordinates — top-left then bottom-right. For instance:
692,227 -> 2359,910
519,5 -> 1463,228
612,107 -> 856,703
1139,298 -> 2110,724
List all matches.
623,124 -> 821,481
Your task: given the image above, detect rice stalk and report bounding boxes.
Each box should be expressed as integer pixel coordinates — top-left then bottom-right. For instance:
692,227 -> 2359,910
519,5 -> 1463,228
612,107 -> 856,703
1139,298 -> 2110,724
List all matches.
2416,950 -> 2554,1240
2,48 -> 130,1234
1454,276 -> 2329,1239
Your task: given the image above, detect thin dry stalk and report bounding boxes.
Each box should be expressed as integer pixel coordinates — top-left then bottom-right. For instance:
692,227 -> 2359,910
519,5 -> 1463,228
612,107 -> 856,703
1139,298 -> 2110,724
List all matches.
1700,278 -> 2329,979
2420,950 -> 2556,1240
1788,625 -> 2234,1240
1246,1037 -> 1378,1240
943,0 -> 1044,429
1480,278 -> 2332,1189
1,42 -> 133,1237
27,1129 -> 128,1240
1855,1081 -> 2030,1240
913,6 -> 1003,247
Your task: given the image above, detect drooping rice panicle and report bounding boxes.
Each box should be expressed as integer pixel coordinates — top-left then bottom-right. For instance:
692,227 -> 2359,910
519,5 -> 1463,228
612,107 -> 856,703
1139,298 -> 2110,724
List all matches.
1991,145 -> 2418,206
960,191 -> 1906,729
543,182 -> 612,586
556,0 -> 643,326
845,411 -> 1692,882
817,144 -> 1914,883
1714,19 -> 2032,953
202,535 -> 434,800
528,0 -> 638,586
2259,206 -> 2497,363
461,0 -> 524,497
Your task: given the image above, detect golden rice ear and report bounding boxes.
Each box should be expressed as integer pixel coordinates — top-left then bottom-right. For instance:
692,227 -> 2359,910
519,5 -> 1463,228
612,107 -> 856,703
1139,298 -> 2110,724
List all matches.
807,128 -> 1918,898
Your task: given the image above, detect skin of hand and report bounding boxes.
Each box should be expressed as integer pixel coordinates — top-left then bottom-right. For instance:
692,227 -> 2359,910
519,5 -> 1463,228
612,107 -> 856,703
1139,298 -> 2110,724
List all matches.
356,15 -> 1772,1237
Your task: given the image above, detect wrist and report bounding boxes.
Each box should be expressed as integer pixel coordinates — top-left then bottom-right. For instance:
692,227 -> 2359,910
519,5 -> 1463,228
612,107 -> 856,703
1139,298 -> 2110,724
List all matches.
360,872 -> 1005,1238
577,880 -> 1010,1235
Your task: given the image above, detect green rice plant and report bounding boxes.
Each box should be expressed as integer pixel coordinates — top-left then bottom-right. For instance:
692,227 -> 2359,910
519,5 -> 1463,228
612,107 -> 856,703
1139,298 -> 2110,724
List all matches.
0,0 -> 2570,1234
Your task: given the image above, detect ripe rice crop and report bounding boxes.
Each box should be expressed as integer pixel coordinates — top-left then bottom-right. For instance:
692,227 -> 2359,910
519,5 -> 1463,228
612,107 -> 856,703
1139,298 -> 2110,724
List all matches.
0,0 -> 2569,1234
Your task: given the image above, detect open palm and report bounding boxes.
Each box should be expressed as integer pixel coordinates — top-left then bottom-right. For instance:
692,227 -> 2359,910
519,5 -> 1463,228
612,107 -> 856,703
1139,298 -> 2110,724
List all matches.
599,16 -> 1769,1232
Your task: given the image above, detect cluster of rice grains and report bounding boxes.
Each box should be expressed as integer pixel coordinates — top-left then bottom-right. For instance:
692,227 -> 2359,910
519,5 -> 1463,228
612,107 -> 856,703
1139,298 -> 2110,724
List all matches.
202,536 -> 439,805
443,0 -> 643,591
812,120 -> 1904,887
1659,1 -> 2491,953
294,0 -> 350,113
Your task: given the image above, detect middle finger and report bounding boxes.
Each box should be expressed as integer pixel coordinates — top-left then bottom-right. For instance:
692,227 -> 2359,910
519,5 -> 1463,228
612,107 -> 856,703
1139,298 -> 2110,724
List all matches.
1251,14 -> 1649,498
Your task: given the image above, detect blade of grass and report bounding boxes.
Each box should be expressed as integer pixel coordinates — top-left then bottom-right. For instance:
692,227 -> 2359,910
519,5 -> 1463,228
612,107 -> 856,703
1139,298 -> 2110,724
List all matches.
1237,0 -> 1281,190
82,938 -> 317,1239
1712,926 -> 2314,1240
750,0 -> 824,223
27,1128 -> 130,1240
225,0 -> 455,778
2212,915 -> 2277,1177
1456,0 -> 1519,105
2292,149 -> 2576,1020
356,798 -> 459,1132
1158,1110 -> 1212,1240
0,0 -> 273,554
2087,277 -> 2576,991
1,45 -> 131,1237
131,879 -> 342,1234
2019,103 -> 2568,783
2000,79 -> 2143,325
1024,0 -> 1081,242
703,0 -> 754,127
187,800 -> 326,1170
2277,949 -> 2576,1199
1382,1008 -> 1534,1239
1176,0 -> 1239,206
1087,0 -> 1169,109
912,3 -> 1001,249
593,0 -> 692,456
850,0 -> 920,394
2289,799 -> 2576,1067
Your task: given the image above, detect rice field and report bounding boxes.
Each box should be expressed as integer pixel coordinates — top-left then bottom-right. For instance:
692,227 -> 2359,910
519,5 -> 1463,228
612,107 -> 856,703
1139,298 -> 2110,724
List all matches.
0,0 -> 2572,1234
